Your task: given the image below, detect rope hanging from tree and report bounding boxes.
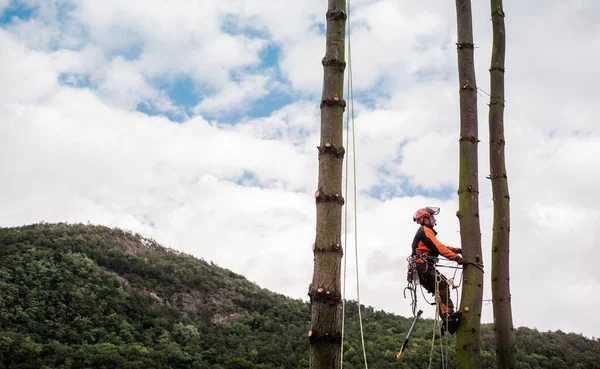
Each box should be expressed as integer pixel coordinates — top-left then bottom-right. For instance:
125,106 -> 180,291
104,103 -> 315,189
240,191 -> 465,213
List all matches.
339,0 -> 370,368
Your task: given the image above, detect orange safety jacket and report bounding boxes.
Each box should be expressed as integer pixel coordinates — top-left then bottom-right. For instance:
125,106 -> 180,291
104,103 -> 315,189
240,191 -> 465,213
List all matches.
411,225 -> 461,263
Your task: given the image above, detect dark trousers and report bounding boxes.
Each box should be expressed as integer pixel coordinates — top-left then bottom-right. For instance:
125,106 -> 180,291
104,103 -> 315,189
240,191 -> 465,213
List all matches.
416,262 -> 454,315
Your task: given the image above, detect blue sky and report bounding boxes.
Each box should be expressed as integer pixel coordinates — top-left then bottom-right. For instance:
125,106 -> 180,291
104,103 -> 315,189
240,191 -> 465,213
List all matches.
0,1 -> 32,23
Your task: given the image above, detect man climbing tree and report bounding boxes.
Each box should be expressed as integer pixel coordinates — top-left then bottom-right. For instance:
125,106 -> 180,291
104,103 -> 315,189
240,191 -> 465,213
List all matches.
410,207 -> 464,334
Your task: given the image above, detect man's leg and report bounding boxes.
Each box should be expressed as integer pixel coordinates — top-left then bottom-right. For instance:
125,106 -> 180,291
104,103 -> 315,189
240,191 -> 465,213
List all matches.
416,262 -> 436,296
437,271 -> 461,334
436,271 -> 454,315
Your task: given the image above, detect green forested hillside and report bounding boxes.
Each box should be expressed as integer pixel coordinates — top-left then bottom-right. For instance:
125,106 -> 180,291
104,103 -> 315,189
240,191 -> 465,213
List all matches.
0,223 -> 598,369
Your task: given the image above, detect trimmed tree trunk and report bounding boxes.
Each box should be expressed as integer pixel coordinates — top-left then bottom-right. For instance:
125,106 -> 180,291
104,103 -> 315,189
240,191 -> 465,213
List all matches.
489,1 -> 517,368
454,0 -> 484,367
308,1 -> 346,369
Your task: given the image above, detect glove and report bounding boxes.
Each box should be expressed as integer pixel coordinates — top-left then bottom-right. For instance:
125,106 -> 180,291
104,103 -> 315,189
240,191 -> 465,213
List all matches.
455,248 -> 462,254
455,255 -> 465,265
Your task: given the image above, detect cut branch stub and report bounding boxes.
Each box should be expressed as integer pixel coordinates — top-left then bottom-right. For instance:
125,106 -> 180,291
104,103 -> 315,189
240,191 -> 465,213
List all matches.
492,8 -> 506,17
489,66 -> 506,73
326,9 -> 347,21
459,135 -> 480,143
318,142 -> 345,159
308,329 -> 342,345
315,189 -> 345,206
461,83 -> 476,91
488,96 -> 505,106
320,95 -> 347,109
308,286 -> 342,305
456,42 -> 475,49
313,242 -> 343,254
322,57 -> 346,72
457,187 -> 480,195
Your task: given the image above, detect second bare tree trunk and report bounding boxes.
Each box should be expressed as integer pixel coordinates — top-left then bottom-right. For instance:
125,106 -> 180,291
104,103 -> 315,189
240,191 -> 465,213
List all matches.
455,0 -> 484,367
308,1 -> 347,369
489,1 -> 517,368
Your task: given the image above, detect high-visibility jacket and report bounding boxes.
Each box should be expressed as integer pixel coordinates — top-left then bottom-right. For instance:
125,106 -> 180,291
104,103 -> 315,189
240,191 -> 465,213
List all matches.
411,225 -> 461,263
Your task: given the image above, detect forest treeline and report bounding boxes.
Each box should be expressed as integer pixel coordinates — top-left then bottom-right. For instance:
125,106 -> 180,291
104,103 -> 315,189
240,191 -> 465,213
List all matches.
0,222 -> 598,368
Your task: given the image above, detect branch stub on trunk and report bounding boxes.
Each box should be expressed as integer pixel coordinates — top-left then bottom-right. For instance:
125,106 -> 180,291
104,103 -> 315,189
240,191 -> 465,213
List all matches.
322,57 -> 347,72
320,96 -> 347,109
326,9 -> 347,21
308,329 -> 342,345
461,83 -> 476,91
493,9 -> 506,17
313,242 -> 343,254
459,135 -> 480,143
308,287 -> 342,305
315,189 -> 345,206
456,42 -> 475,49
318,143 -> 345,159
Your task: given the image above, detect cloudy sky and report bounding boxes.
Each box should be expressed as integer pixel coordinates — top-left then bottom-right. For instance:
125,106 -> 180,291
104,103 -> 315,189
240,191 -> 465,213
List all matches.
1,0 -> 598,339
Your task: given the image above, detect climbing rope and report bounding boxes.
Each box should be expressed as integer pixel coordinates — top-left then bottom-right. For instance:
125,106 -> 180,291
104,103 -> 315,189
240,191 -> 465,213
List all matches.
428,271 -> 441,369
340,0 -> 369,368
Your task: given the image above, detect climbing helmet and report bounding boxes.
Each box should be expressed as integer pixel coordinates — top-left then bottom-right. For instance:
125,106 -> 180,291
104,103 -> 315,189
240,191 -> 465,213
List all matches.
413,206 -> 440,224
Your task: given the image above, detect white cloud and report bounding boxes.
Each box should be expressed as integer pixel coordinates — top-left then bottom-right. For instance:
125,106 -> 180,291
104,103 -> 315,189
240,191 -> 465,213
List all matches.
228,0 -> 323,43
194,72 -> 273,115
1,0 -> 270,111
0,0 -> 10,11
72,0 -> 268,88
0,31 -> 58,104
91,56 -> 178,112
1,0 -> 600,340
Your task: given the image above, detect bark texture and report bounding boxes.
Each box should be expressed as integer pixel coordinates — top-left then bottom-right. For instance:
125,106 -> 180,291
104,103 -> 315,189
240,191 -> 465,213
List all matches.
454,0 -> 484,367
489,1 -> 517,367
308,1 -> 346,369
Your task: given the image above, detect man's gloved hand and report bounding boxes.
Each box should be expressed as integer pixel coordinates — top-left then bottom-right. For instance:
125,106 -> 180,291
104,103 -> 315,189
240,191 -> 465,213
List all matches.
455,255 -> 465,265
455,248 -> 462,254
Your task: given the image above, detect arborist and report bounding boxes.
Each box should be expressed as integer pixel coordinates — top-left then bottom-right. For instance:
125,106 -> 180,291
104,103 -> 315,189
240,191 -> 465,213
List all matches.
409,206 -> 464,334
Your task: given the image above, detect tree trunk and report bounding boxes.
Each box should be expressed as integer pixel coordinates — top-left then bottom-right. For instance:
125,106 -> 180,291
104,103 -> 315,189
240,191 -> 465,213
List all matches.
454,0 -> 484,367
489,1 -> 517,368
308,1 -> 346,369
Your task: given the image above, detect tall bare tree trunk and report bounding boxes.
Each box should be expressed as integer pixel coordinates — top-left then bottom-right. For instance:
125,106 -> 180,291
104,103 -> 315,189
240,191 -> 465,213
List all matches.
489,1 -> 517,368
308,1 -> 346,369
454,0 -> 484,367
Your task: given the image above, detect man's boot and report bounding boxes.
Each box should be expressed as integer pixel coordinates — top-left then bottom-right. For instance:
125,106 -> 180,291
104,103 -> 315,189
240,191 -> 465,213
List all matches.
440,311 -> 462,335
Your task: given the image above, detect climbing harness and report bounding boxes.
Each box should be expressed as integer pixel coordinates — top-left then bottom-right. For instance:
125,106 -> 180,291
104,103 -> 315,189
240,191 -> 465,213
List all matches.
401,255 -> 464,368
405,255 -> 463,310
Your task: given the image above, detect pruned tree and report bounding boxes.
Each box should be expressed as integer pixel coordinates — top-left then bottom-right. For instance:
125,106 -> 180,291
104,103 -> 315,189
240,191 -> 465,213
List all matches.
488,1 -> 517,367
308,1 -> 347,369
454,0 -> 485,367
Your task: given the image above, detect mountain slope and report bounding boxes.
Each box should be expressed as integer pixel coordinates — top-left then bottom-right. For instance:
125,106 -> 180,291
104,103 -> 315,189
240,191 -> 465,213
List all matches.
0,222 -> 598,369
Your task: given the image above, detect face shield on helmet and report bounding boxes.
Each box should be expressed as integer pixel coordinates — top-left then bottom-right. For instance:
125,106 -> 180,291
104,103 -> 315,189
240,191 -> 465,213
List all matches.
413,206 -> 441,225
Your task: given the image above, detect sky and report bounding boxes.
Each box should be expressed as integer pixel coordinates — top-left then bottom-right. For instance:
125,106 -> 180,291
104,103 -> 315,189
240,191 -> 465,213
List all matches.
1,0 -> 599,339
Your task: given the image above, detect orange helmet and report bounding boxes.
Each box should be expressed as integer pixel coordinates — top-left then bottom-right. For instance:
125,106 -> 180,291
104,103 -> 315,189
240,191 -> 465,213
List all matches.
413,206 -> 440,224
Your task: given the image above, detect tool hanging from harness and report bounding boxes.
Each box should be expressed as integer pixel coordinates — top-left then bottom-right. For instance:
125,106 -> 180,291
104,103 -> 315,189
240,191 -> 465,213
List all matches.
404,254 -> 440,316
